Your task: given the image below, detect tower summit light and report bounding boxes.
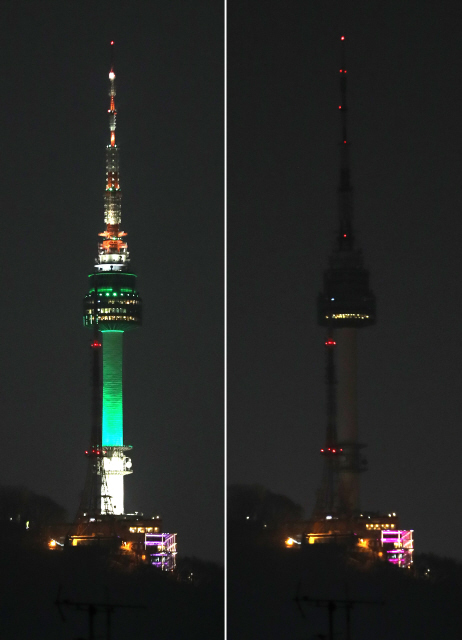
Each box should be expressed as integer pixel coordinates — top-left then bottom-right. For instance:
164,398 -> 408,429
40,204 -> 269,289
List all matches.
83,42 -> 142,515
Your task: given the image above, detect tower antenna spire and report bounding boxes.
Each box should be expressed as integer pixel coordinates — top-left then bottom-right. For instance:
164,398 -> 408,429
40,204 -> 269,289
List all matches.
338,35 -> 354,251
108,41 -> 117,148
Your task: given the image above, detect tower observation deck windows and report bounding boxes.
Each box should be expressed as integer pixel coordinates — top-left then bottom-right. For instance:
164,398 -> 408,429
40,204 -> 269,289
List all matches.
84,272 -> 142,329
331,313 -> 370,320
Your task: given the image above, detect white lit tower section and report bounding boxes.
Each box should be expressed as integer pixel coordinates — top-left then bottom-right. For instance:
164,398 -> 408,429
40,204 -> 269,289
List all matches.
317,37 -> 376,517
83,42 -> 142,515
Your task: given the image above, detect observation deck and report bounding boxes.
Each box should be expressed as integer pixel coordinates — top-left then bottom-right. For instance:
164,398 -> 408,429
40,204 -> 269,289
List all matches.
83,271 -> 142,331
318,247 -> 376,328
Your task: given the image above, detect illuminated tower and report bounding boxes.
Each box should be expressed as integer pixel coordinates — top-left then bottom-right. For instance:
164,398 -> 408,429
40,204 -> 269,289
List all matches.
83,42 -> 142,515
316,36 -> 375,518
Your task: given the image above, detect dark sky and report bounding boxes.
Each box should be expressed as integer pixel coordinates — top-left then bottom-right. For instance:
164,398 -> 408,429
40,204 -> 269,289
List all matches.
228,1 -> 462,561
0,2 -> 223,563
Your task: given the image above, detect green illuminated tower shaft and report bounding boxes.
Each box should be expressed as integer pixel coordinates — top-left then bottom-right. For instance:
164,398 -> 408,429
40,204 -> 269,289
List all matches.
83,42 -> 142,514
102,331 -> 123,446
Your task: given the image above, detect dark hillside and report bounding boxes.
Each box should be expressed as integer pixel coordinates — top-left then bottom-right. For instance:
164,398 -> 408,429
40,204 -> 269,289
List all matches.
228,536 -> 462,639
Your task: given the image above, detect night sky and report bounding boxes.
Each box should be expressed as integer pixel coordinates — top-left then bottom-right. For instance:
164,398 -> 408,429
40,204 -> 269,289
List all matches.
5,0 -> 462,579
0,2 -> 223,563
228,1 -> 462,561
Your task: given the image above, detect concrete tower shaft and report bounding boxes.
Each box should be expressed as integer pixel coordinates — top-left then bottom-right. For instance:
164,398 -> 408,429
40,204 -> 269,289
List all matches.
316,37 -> 374,518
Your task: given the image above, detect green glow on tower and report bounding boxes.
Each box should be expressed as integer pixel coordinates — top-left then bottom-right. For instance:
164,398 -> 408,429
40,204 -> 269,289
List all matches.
102,330 -> 124,446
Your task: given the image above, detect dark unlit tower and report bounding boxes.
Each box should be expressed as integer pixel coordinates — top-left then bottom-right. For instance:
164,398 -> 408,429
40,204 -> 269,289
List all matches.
316,36 -> 375,518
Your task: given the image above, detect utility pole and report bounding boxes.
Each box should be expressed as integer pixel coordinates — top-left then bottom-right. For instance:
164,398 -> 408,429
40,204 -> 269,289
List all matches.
56,593 -> 146,640
294,591 -> 384,640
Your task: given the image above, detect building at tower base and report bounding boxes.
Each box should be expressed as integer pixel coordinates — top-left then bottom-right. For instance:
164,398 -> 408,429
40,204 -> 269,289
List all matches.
48,515 -> 177,571
227,501 -> 414,571
284,513 -> 414,569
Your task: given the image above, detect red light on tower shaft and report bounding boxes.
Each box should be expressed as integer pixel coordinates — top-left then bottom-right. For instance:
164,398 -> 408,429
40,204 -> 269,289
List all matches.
341,36 -> 345,41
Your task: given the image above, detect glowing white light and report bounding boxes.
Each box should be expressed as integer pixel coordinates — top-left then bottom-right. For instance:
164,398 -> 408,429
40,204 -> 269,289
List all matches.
102,452 -> 132,515
109,71 -> 116,80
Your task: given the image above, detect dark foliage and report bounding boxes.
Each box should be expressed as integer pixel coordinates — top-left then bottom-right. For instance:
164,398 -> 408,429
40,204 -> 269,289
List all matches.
0,485 -> 68,527
228,525 -> 462,639
0,488 -> 223,638
228,483 -> 304,528
176,555 -> 224,586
